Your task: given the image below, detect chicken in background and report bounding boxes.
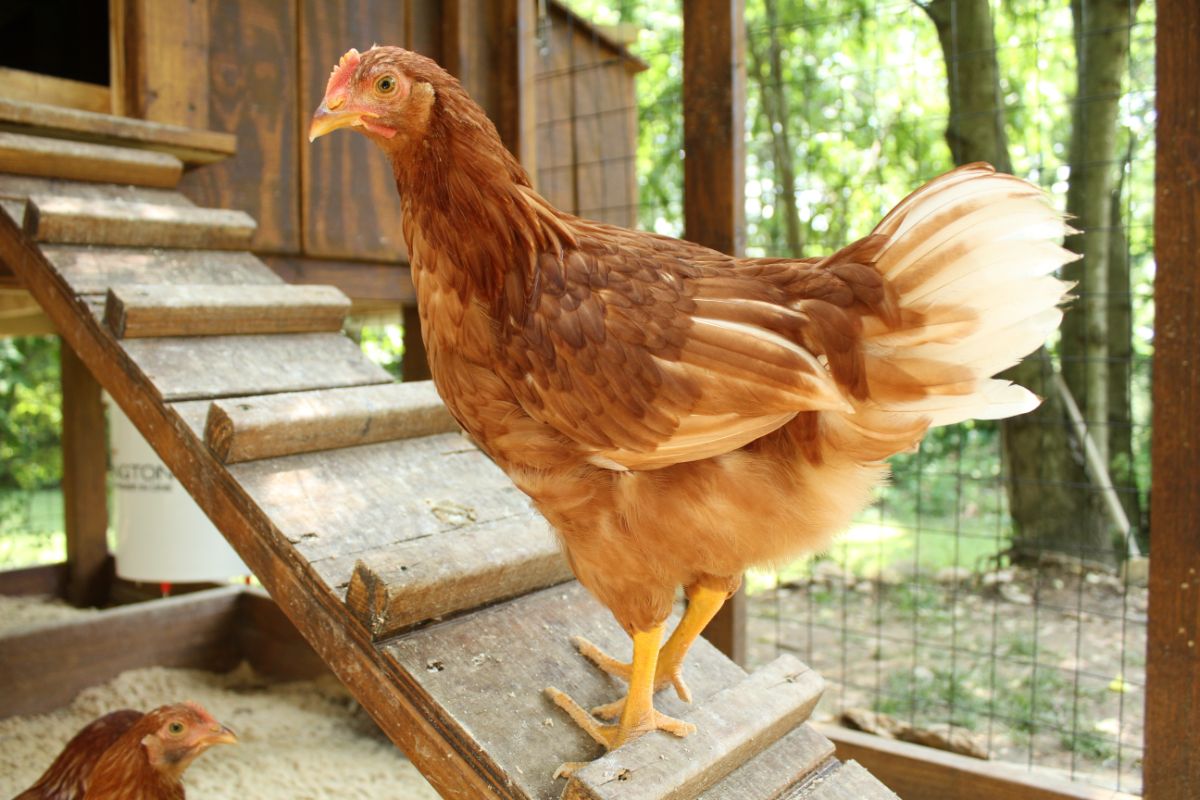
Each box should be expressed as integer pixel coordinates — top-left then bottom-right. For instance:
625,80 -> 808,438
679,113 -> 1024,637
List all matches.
309,46 -> 1072,775
13,703 -> 235,800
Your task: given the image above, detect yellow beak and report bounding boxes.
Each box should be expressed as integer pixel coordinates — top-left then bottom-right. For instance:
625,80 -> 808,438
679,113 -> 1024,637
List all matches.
308,103 -> 363,142
203,724 -> 239,747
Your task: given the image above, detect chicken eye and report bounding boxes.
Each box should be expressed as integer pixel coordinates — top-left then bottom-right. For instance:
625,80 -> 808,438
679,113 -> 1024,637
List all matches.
376,75 -> 397,94
168,722 -> 185,735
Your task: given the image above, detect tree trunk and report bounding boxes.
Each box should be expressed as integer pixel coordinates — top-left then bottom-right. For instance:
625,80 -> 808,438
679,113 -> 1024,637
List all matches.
747,0 -> 803,257
1059,0 -> 1143,468
919,0 -> 1114,563
1105,140 -> 1142,541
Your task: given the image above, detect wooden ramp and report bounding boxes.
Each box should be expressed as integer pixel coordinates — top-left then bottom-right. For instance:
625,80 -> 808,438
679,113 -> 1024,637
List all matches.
0,106 -> 898,800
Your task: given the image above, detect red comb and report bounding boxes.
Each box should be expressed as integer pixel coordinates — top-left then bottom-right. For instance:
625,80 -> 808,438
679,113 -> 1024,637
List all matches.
324,48 -> 361,101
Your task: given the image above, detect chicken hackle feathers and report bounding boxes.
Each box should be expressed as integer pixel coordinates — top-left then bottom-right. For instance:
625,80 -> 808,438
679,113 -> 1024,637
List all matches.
309,45 -> 1071,770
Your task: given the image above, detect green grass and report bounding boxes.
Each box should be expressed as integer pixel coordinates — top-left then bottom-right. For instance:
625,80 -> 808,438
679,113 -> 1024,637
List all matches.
0,488 -> 66,568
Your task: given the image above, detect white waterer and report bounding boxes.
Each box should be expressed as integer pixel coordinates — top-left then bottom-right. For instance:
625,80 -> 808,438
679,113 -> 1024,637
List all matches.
107,396 -> 247,583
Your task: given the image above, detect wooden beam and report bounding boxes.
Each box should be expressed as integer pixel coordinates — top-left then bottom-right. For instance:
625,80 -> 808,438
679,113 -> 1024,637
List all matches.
204,382 -> 457,464
110,0 -> 210,128
822,726 -> 1139,800
683,0 -> 747,257
402,303 -> 431,380
0,98 -> 235,166
494,0 -> 538,176
0,67 -> 110,114
0,131 -> 182,189
0,562 -> 71,598
263,255 -> 414,305
104,284 -> 350,339
1147,1 -> 1200,798
683,0 -> 748,665
60,344 -> 110,608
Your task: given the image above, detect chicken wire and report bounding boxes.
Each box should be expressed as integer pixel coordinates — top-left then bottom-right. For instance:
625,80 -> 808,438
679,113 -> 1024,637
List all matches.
545,0 -> 1152,794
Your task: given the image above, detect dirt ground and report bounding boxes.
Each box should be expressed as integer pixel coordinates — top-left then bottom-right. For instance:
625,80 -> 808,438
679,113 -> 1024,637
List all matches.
745,563 -> 1147,794
0,595 -> 439,800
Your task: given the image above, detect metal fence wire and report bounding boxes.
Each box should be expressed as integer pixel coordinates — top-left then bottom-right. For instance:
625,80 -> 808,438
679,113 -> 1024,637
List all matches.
543,0 -> 1152,794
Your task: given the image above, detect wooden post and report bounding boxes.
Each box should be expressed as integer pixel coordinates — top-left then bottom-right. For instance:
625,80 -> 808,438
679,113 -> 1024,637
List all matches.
402,304 -> 431,381
60,343 -> 110,607
1146,1 -> 1200,797
110,0 -> 210,127
683,0 -> 748,665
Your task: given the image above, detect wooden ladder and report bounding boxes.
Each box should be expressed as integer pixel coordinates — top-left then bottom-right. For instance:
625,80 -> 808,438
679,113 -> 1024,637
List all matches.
0,102 -> 899,800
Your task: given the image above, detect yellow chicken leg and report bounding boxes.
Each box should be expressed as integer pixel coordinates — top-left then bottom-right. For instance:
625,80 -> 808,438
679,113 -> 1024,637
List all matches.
546,624 -> 695,778
578,584 -> 730,719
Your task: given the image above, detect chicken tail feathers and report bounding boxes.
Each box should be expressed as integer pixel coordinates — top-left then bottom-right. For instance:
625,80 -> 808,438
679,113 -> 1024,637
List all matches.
860,162 -> 1075,427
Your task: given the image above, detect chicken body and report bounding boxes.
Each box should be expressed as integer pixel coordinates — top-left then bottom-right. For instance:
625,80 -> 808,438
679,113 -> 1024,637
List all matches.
14,710 -> 142,800
310,46 -> 1071,767
14,703 -> 235,800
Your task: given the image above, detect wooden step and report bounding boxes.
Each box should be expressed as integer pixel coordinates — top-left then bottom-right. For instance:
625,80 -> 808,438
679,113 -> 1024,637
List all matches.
0,173 -> 195,207
564,655 -> 825,800
24,195 -> 256,249
696,726 -> 835,800
121,332 -> 391,402
381,581 -> 749,798
346,514 -> 572,638
0,97 -> 236,165
105,283 -> 350,339
43,245 -> 281,295
0,131 -> 183,188
204,381 -> 457,464
785,761 -> 899,799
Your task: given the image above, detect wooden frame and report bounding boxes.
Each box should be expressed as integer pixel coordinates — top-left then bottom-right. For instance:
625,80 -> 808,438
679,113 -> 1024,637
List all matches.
1145,0 -> 1200,797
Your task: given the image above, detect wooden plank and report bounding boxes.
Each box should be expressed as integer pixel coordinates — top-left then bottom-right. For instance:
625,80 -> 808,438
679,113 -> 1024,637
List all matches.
0,174 -> 194,208
204,380 -> 457,464
821,725 -> 1136,800
178,0 -> 301,253
24,195 -> 257,250
683,0 -> 748,665
564,655 -> 824,800
116,0 -> 211,128
299,0 -> 408,262
790,760 -> 898,800
0,131 -> 182,189
226,432 -> 536,582
402,303 -> 432,380
234,587 -> 330,682
105,283 -> 350,339
682,0 -> 746,258
346,514 -> 572,638
121,332 -> 391,402
494,0 -> 538,177
43,246 -> 281,295
60,345 -> 111,608
0,204 -> 509,800
0,98 -> 236,166
0,67 -> 110,115
264,254 -> 414,304
0,562 -> 71,599
1148,2 -> 1200,798
695,726 -> 835,800
0,586 -> 242,718
382,581 -> 748,800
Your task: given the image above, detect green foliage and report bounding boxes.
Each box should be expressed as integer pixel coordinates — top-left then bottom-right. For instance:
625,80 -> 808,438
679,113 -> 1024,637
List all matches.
0,336 -> 62,491
351,322 -> 405,379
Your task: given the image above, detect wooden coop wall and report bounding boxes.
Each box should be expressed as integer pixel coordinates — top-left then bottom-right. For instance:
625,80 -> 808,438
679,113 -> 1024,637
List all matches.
534,7 -> 644,229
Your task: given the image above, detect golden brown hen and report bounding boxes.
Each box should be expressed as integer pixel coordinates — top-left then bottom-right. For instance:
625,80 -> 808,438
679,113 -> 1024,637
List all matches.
309,46 -> 1071,771
15,703 -> 236,800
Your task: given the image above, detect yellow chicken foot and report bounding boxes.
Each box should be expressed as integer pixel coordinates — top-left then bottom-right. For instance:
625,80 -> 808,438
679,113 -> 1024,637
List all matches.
546,624 -> 695,778
575,585 -> 730,719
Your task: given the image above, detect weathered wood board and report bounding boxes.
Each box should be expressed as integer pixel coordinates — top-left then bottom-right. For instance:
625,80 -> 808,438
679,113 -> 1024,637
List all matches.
383,581 -> 747,800
25,195 -> 257,250
695,725 -> 835,800
0,97 -> 236,165
789,761 -> 899,800
226,432 -> 539,588
121,332 -> 391,401
564,655 -> 825,800
0,131 -> 183,189
204,381 -> 456,463
0,174 -> 194,208
44,246 -> 281,294
347,514 -> 572,639
105,283 -> 350,338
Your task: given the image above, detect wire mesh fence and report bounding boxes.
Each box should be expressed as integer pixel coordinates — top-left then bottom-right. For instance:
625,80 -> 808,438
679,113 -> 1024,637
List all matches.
549,0 -> 1152,793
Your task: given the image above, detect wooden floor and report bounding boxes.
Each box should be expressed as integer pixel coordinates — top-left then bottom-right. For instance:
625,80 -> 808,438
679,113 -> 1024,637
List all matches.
0,104 -> 899,800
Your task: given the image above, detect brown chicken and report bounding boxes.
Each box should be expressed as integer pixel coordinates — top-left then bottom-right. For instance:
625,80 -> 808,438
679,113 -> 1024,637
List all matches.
14,710 -> 142,800
309,47 -> 1071,772
14,703 -> 236,800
